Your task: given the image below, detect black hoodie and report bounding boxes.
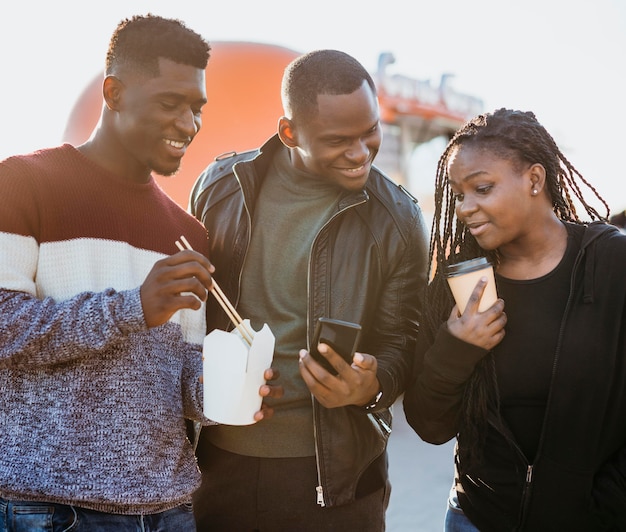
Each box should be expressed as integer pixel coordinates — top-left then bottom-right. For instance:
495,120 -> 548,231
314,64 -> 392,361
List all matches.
404,222 -> 626,531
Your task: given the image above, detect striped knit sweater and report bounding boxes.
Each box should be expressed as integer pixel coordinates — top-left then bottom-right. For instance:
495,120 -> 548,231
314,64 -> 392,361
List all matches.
0,144 -> 214,514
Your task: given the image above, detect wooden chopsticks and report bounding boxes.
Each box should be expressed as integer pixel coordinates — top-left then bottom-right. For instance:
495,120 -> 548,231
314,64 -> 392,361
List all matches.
175,235 -> 253,346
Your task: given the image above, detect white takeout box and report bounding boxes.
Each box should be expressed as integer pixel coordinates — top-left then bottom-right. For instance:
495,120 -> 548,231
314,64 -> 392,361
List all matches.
202,319 -> 275,425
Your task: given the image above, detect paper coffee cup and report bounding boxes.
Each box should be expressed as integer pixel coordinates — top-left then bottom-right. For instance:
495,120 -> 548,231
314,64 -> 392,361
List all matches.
445,257 -> 498,314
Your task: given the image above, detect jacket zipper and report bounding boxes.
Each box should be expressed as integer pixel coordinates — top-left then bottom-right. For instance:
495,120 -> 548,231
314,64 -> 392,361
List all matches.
316,485 -> 325,506
370,412 -> 392,435
235,161 -> 336,506
234,161 -> 337,507
312,399 -> 326,506
232,163 -> 254,312
309,193 -> 368,507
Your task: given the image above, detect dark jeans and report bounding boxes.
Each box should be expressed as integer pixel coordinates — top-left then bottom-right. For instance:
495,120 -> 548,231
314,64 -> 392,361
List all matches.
193,442 -> 390,531
0,498 -> 195,532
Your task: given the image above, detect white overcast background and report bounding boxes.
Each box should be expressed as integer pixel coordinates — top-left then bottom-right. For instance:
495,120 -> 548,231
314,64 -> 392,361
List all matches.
2,0 -> 625,213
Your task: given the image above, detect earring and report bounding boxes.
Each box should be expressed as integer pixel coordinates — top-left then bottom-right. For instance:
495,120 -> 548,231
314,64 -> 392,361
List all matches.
532,189 -> 538,195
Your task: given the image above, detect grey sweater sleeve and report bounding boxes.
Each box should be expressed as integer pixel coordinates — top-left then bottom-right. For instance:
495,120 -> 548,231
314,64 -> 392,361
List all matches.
0,286 -> 146,368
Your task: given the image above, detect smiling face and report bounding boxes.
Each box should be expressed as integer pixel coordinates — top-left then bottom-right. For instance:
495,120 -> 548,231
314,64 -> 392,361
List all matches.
112,57 -> 207,180
279,80 -> 382,191
447,144 -> 540,251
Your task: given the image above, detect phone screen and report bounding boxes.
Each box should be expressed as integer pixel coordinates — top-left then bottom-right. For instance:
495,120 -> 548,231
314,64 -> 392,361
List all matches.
310,318 -> 362,375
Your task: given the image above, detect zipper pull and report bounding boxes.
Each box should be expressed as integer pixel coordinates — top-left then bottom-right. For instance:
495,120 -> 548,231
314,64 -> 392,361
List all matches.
526,464 -> 533,484
369,413 -> 392,435
316,485 -> 325,507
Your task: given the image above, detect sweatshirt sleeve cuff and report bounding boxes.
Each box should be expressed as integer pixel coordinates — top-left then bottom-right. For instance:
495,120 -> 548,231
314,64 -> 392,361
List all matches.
424,324 -> 489,383
115,287 -> 149,334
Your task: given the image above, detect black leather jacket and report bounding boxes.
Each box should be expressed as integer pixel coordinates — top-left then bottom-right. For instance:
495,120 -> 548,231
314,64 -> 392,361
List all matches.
189,135 -> 429,507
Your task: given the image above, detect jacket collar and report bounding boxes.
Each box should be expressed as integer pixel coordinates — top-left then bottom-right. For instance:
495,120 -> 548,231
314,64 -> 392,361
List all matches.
242,134 -> 370,207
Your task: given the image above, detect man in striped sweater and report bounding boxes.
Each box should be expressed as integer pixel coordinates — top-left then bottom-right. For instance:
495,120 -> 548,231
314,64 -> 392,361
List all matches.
0,14 -> 278,532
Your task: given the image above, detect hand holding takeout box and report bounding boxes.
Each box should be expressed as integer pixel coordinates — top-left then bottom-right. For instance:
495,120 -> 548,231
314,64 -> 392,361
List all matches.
175,237 -> 275,426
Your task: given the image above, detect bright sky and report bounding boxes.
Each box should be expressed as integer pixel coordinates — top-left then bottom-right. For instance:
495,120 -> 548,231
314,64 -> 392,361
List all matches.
2,0 -> 625,213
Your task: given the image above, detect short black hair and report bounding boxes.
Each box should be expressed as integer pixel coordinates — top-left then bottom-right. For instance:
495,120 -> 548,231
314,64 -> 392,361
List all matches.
281,49 -> 376,121
105,14 -> 211,77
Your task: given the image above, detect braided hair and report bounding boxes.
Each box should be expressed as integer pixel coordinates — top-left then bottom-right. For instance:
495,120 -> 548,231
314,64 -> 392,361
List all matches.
427,108 -> 609,463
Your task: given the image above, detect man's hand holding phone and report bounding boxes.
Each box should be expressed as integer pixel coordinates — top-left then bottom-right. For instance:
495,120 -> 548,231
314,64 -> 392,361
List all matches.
310,318 -> 361,375
299,318 -> 380,408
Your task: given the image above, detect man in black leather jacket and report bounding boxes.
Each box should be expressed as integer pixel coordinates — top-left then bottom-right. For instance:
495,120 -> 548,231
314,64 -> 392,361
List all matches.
189,49 -> 429,531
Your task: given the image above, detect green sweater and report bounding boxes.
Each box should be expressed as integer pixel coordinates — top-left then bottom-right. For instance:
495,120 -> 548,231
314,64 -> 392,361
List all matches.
207,147 -> 340,457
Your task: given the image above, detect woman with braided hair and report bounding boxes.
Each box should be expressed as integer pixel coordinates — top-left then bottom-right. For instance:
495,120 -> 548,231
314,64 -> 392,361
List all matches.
403,108 -> 626,531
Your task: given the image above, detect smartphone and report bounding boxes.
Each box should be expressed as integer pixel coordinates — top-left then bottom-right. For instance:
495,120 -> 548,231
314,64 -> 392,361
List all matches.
310,318 -> 362,375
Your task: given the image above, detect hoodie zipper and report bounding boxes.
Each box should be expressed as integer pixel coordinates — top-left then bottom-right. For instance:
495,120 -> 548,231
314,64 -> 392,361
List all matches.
486,417 -> 534,530
516,464 -> 534,530
513,245 -> 584,529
